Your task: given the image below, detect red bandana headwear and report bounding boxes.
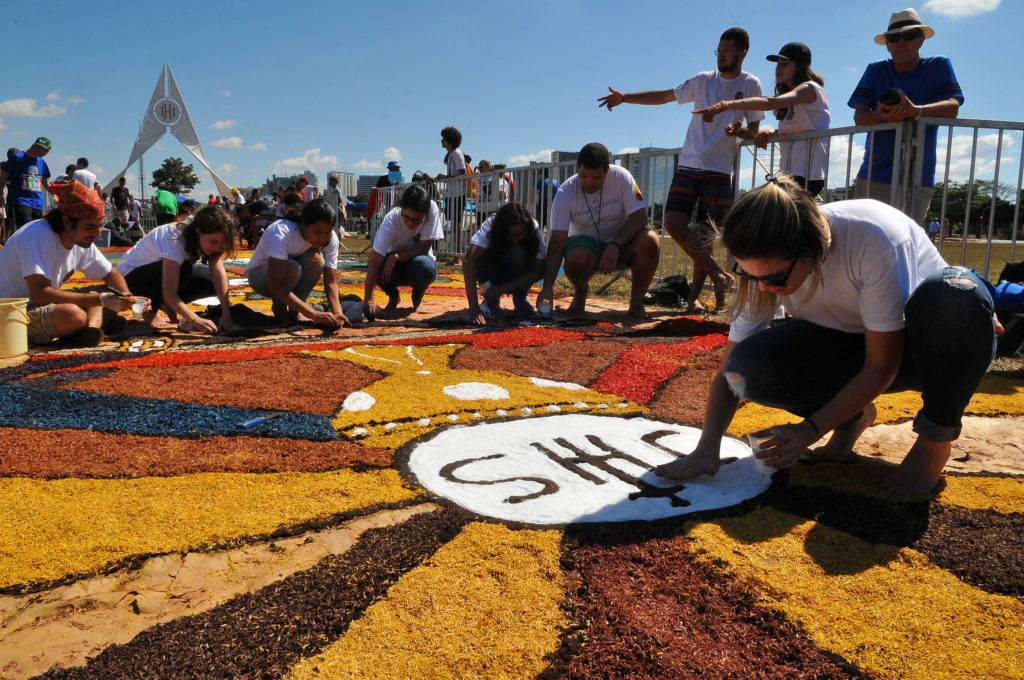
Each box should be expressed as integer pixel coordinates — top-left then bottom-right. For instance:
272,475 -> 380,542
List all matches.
47,180 -> 105,220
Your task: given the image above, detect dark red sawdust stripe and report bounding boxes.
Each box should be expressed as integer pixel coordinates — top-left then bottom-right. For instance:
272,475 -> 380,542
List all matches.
591,333 -> 728,404
56,355 -> 383,416
766,471 -> 1024,597
51,327 -> 588,373
549,524 -> 867,680
37,507 -> 465,680
0,427 -> 393,478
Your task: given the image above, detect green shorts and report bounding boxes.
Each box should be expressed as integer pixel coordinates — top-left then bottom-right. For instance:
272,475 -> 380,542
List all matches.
26,303 -> 59,345
564,235 -> 630,271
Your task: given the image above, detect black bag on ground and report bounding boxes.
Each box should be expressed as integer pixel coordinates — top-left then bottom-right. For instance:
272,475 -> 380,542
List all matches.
644,275 -> 691,308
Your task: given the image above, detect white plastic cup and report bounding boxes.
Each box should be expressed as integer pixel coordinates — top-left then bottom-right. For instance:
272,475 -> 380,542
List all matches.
132,299 -> 146,320
747,429 -> 778,474
537,300 -> 552,315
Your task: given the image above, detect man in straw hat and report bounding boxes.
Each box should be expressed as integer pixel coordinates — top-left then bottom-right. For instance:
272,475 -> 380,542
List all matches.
0,180 -> 137,347
848,8 -> 963,223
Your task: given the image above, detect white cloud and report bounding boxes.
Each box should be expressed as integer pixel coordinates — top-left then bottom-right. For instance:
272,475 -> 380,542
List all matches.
936,132 -> 1017,181
45,92 -> 61,102
212,136 -> 244,150
209,119 -> 237,130
922,0 -> 1000,19
273,148 -> 338,175
69,97 -> 85,105
217,163 -> 238,176
153,143 -> 167,151
352,146 -> 403,171
507,148 -> 553,167
219,90 -> 232,97
248,142 -> 268,151
0,98 -> 66,118
617,146 -> 640,155
42,92 -> 85,105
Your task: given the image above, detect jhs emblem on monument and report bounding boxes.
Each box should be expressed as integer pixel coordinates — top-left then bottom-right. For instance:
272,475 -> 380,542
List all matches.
403,414 -> 769,525
153,97 -> 182,126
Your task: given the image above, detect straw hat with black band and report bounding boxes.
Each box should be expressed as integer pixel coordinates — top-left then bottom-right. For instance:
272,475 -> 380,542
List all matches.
874,8 -> 935,45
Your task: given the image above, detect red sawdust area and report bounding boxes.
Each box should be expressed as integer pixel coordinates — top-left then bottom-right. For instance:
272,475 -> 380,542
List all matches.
52,355 -> 383,416
647,348 -> 726,425
452,339 -> 625,386
550,525 -> 867,679
0,427 -> 393,478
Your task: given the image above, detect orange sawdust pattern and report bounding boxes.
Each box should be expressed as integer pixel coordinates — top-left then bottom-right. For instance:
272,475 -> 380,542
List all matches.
647,348 -> 725,426
0,427 -> 393,478
451,339 -> 627,387
56,355 -> 384,416
685,506 -> 1024,680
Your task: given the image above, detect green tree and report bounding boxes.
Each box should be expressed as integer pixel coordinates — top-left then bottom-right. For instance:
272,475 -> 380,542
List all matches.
151,157 -> 199,195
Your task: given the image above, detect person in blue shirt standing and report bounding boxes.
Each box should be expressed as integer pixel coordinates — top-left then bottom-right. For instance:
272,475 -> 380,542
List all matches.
0,137 -> 52,235
848,8 -> 963,224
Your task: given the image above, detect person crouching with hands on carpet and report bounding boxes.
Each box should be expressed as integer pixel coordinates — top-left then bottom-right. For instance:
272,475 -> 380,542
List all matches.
654,174 -> 997,496
463,203 -> 546,324
246,195 -> 360,329
117,204 -> 241,334
0,180 -> 136,347
362,184 -> 444,319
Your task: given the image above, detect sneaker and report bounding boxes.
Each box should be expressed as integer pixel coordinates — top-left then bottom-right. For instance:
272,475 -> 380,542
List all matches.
513,297 -> 534,315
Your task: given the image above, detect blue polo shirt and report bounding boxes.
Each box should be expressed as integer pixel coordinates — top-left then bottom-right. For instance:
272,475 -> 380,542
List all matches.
1,151 -> 51,210
848,56 -> 963,186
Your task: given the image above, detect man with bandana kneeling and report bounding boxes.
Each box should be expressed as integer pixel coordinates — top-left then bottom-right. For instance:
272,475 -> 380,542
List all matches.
0,180 -> 137,347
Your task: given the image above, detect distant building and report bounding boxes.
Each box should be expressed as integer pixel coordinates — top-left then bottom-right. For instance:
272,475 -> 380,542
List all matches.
264,171 -> 317,195
328,170 -> 358,197
357,174 -> 380,195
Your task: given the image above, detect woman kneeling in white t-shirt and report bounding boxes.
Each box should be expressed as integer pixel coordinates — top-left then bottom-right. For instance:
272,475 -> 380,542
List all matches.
654,174 -> 997,496
117,204 -> 240,334
246,195 -> 359,328
463,203 -> 545,325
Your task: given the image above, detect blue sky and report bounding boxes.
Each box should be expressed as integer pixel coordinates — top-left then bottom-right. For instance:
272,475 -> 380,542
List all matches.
1,0 -> 1013,198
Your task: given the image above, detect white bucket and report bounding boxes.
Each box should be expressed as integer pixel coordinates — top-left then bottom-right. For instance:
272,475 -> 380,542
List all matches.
0,298 -> 30,358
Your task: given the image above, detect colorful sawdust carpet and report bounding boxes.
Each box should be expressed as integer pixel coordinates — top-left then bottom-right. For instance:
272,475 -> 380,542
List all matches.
1,259 -> 1023,679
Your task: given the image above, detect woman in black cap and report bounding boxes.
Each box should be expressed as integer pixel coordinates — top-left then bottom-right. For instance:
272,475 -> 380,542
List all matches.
694,42 -> 830,196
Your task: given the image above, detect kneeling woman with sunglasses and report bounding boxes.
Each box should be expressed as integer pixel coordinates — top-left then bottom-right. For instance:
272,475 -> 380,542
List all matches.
655,174 -> 996,496
363,185 -> 444,318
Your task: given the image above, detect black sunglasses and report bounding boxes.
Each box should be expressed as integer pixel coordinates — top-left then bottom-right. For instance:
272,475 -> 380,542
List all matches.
731,258 -> 798,288
886,29 -> 922,43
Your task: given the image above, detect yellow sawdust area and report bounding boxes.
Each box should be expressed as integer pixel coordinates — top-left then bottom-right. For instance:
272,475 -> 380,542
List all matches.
314,344 -> 642,448
787,458 -> 1024,512
0,469 -> 418,589
284,522 -> 565,680
728,373 -> 1024,439
684,507 -> 1024,680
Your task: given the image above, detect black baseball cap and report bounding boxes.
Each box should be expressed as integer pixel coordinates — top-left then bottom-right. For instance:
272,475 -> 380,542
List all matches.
766,42 -> 811,68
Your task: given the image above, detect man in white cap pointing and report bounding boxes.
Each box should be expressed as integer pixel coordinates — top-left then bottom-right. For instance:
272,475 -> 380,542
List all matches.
848,7 -> 963,223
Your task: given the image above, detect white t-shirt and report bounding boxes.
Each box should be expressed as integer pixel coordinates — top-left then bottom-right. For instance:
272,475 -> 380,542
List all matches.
233,193 -> 245,206
301,186 -> 317,202
550,165 -> 646,242
778,81 -> 830,181
674,70 -> 765,174
71,169 -> 98,191
728,200 -> 947,343
372,202 -> 445,259
245,218 -> 340,272
129,199 -> 141,219
470,215 -> 547,259
116,223 -> 190,275
0,218 -> 112,299
445,148 -> 468,197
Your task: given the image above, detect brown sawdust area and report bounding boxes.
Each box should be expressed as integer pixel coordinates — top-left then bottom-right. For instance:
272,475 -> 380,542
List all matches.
50,355 -> 383,416
452,339 -> 625,386
548,523 -> 867,679
0,428 -> 392,478
36,506 -> 465,680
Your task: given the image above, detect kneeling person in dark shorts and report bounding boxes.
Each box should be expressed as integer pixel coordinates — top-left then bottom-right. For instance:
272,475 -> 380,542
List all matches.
537,142 -> 660,320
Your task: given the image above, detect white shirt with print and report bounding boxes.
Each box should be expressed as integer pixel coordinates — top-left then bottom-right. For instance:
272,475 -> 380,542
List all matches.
550,165 -> 646,242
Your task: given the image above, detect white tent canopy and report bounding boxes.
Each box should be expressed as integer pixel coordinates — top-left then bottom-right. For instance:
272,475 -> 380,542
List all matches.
104,64 -> 232,198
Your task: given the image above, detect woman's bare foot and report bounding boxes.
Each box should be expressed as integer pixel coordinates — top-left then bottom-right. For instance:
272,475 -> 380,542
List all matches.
808,403 -> 876,461
878,437 -> 950,496
654,451 -> 722,480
